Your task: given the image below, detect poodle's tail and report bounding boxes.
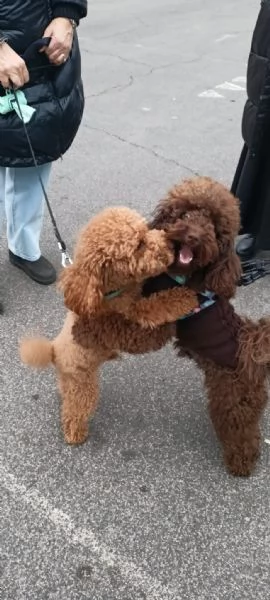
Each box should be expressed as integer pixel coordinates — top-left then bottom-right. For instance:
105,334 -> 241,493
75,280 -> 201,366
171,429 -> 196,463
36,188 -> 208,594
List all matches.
20,337 -> 54,369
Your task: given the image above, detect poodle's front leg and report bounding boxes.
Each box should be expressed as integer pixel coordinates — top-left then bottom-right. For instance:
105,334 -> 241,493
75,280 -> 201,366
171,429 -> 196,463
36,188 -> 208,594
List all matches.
206,369 -> 266,476
58,369 -> 99,445
114,287 -> 198,328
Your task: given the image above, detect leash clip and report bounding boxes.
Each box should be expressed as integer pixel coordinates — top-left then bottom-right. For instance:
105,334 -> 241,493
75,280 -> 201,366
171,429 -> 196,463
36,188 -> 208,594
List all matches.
62,251 -> 73,267
58,242 -> 73,267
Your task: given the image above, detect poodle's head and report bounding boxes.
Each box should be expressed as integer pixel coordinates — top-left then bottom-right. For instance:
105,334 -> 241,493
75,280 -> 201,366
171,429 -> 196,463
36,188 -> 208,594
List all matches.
149,177 -> 241,298
59,206 -> 174,316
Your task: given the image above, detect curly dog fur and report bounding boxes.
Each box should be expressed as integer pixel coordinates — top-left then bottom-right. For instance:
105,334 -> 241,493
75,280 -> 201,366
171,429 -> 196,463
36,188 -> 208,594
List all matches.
20,206 -> 198,445
145,176 -> 270,476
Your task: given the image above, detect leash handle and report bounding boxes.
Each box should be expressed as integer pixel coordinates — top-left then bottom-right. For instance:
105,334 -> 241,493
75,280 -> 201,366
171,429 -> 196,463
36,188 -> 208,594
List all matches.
12,88 -> 73,267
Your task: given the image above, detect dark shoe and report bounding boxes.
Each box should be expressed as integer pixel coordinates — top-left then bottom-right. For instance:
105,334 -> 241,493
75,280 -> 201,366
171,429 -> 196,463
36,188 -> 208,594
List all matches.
236,234 -> 256,260
9,251 -> 56,285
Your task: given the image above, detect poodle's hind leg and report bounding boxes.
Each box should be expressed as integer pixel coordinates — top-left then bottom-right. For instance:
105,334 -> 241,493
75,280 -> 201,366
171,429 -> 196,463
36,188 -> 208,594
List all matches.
58,368 -> 99,445
205,369 -> 267,477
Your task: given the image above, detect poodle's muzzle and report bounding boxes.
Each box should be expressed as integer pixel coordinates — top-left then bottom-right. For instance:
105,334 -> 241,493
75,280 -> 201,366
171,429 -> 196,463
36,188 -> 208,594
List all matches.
165,215 -> 219,271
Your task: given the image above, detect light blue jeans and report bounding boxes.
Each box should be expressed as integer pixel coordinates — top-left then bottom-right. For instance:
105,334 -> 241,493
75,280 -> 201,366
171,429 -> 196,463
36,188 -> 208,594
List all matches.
0,163 -> 52,261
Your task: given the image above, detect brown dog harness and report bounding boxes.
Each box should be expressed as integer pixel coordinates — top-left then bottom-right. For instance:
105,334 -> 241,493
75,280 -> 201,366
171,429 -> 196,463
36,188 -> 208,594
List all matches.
176,296 -> 241,369
143,274 -> 241,369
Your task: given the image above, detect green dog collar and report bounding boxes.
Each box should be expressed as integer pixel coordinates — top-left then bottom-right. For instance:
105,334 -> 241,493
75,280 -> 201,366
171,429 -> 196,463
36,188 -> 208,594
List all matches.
168,273 -> 187,285
105,288 -> 124,300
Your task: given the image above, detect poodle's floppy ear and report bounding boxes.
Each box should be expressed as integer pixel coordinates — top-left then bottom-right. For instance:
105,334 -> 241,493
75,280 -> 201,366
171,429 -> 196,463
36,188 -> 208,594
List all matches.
58,265 -> 103,316
204,247 -> 241,299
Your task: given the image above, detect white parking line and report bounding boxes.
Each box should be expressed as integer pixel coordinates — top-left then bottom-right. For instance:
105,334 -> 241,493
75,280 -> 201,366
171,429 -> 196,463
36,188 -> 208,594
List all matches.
198,90 -> 224,98
215,34 -> 237,43
216,81 -> 245,91
232,76 -> 246,84
0,459 -> 179,600
198,76 -> 246,98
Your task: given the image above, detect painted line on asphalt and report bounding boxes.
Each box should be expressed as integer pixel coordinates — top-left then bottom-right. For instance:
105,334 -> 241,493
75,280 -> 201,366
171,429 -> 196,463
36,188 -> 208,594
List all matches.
0,459 -> 179,600
216,81 -> 245,91
198,76 -> 246,98
232,76 -> 246,84
198,90 -> 224,98
215,34 -> 237,43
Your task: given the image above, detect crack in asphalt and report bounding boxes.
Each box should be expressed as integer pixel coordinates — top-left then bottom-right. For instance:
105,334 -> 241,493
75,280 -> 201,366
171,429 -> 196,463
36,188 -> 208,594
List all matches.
85,75 -> 134,99
90,25 -> 140,42
82,56 -> 186,100
84,123 -> 200,176
81,47 -> 153,69
82,46 -> 204,71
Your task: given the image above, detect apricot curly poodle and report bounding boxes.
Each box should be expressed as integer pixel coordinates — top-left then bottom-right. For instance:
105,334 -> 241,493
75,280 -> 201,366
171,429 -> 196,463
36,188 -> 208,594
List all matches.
20,206 -> 197,445
143,176 -> 270,477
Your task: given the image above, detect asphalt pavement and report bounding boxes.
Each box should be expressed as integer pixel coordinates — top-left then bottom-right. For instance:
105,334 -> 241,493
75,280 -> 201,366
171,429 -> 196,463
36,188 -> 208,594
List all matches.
1,1 -> 270,599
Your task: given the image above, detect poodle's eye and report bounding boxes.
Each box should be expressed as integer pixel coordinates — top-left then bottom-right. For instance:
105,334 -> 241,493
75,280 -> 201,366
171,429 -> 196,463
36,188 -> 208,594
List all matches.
181,211 -> 191,220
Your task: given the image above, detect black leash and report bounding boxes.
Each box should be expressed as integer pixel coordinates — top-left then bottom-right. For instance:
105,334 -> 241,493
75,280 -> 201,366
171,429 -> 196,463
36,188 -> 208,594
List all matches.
12,87 -> 72,267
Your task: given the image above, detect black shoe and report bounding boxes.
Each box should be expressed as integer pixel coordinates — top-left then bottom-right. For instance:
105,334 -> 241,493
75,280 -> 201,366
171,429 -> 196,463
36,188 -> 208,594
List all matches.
236,234 -> 256,260
9,251 -> 56,285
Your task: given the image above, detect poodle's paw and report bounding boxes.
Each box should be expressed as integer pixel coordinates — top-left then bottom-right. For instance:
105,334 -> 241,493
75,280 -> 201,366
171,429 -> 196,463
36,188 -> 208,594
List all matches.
225,445 -> 260,477
226,459 -> 253,477
63,420 -> 89,445
107,350 -> 121,361
136,317 -> 156,329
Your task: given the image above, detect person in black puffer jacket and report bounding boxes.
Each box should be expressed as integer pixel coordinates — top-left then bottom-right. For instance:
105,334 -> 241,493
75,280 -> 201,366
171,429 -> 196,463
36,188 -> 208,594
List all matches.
232,0 -> 270,272
0,0 -> 87,288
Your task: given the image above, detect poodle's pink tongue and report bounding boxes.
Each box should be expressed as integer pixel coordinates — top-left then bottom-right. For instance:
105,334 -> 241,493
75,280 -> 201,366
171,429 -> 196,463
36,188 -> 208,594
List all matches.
179,245 -> 193,265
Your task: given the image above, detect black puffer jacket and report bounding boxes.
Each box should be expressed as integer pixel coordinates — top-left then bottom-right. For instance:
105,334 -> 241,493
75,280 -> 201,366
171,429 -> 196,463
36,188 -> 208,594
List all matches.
242,0 -> 270,155
0,0 -> 87,167
231,0 -> 270,247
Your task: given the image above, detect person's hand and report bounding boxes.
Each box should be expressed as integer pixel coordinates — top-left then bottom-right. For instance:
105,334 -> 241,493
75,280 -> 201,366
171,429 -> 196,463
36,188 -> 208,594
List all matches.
0,43 -> 29,88
41,18 -> 74,65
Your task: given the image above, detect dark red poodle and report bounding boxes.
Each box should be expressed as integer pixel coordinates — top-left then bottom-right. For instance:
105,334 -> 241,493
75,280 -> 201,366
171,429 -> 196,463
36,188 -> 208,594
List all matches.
144,177 -> 270,477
